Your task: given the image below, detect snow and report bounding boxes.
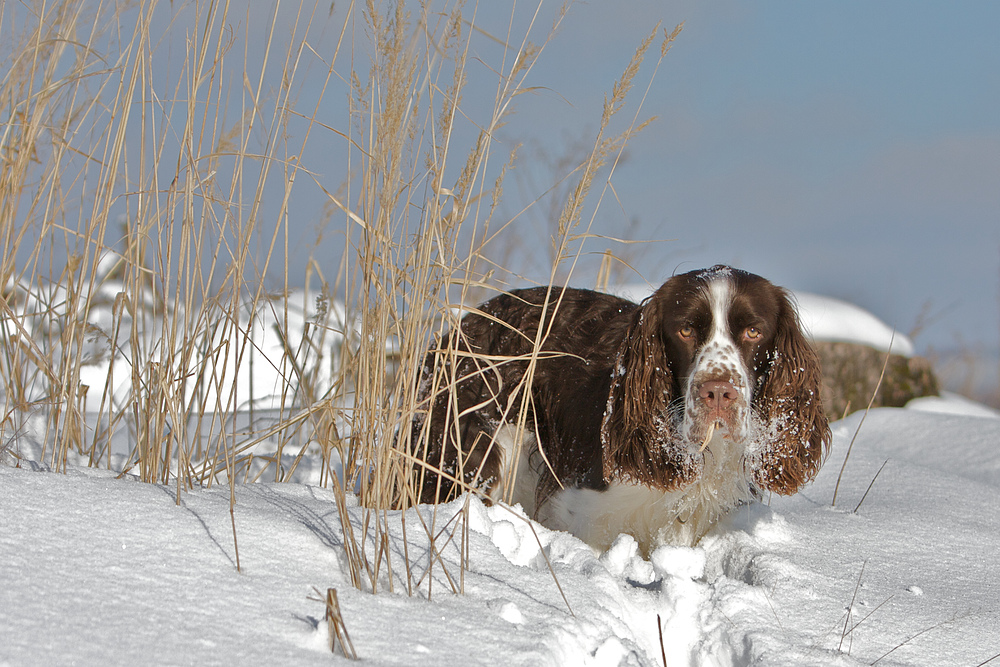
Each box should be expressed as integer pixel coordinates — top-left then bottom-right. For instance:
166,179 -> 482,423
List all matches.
3,265 -> 345,416
3,288 -> 998,666
4,397 -> 1000,666
906,391 -> 1000,419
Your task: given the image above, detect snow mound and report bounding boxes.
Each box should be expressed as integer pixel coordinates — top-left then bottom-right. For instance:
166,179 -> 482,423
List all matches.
906,391 -> 1000,419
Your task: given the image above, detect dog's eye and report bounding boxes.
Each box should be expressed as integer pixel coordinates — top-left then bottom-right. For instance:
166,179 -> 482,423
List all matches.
678,326 -> 694,340
744,327 -> 762,341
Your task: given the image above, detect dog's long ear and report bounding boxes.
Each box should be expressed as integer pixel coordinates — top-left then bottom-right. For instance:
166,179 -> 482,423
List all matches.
600,298 -> 696,490
753,290 -> 831,494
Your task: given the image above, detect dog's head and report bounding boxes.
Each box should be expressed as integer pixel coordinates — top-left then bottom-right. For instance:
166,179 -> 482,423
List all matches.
601,265 -> 830,493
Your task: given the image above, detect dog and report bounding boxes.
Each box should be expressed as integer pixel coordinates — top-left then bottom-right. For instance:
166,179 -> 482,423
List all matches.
407,265 -> 830,553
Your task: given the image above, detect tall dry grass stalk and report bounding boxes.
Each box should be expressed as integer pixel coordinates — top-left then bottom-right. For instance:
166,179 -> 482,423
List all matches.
0,0 -> 678,594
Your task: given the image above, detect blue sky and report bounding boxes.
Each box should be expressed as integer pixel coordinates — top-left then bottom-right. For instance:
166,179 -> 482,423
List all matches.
467,1 -> 1000,370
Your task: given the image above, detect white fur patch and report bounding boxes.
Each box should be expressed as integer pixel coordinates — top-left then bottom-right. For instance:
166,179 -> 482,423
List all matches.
486,424 -> 540,516
540,427 -> 754,555
680,277 -> 753,443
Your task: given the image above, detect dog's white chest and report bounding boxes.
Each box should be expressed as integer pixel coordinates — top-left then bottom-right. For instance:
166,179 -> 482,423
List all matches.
536,435 -> 755,554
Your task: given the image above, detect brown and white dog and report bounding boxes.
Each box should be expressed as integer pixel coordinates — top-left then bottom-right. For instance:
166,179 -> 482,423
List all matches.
408,265 -> 830,554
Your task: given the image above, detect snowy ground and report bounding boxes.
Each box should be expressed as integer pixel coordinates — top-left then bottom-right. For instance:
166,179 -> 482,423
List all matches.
3,293 -> 1000,666
3,397 -> 999,666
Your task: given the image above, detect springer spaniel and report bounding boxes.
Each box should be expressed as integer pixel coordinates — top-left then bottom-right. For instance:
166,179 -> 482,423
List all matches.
408,265 -> 830,554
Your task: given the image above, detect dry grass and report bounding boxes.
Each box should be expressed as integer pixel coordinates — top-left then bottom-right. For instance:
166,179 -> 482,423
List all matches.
0,0 -> 677,593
